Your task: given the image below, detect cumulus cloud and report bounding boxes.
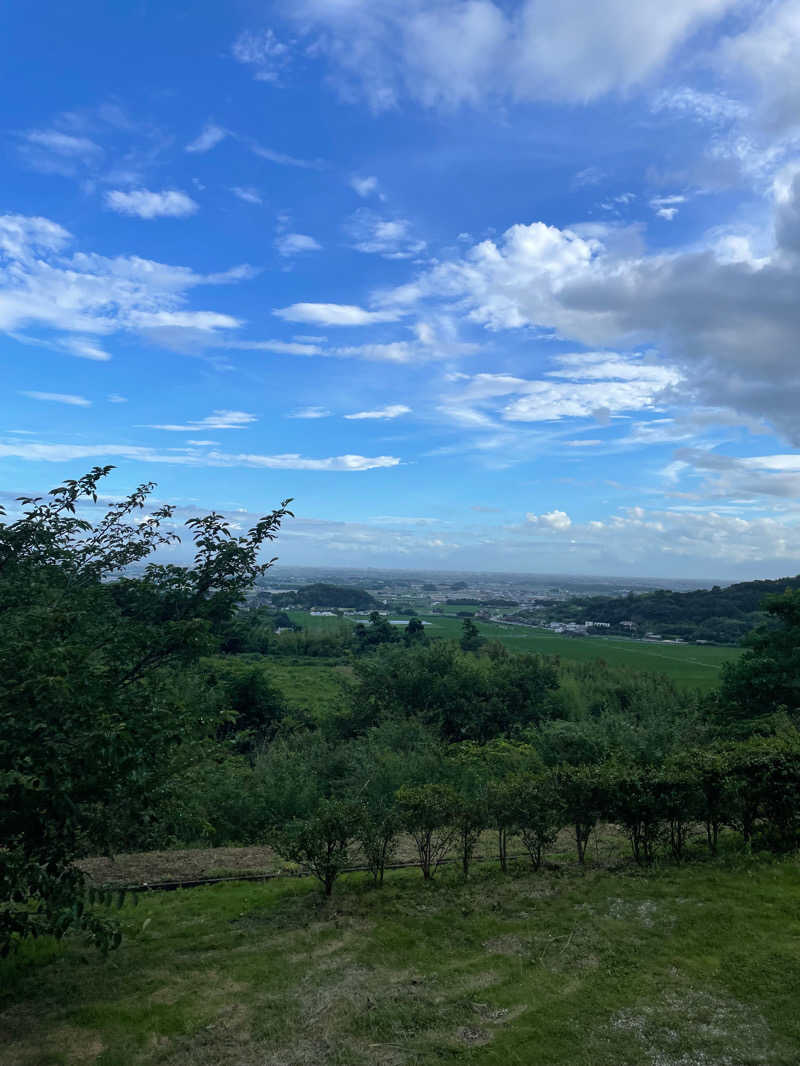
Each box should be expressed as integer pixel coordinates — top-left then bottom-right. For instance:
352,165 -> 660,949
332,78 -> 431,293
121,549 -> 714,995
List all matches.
273,302 -> 402,325
275,232 -> 323,256
20,391 -> 91,407
344,403 -> 411,419
286,0 -> 736,110
526,509 -> 572,530
377,194 -> 800,441
104,188 -> 199,219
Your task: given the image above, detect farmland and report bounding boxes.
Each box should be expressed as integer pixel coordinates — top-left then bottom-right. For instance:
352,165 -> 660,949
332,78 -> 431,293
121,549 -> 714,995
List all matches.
287,610 -> 740,692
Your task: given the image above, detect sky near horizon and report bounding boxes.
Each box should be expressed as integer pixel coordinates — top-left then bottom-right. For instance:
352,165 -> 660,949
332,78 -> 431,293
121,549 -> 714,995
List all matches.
2,0 -> 800,579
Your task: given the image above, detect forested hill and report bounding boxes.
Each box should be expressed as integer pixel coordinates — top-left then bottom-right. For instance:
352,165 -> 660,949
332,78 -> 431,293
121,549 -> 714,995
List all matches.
270,582 -> 378,610
538,575 -> 800,644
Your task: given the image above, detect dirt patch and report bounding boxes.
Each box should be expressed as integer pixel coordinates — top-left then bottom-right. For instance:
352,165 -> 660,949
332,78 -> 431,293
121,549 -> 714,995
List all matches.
77,845 -> 280,886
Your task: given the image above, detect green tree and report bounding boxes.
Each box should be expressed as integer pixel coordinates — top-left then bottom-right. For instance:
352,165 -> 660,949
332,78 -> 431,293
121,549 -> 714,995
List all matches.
271,799 -> 357,896
0,467 -> 291,953
717,589 -> 800,735
396,783 -> 458,880
508,772 -> 564,870
460,617 -> 484,653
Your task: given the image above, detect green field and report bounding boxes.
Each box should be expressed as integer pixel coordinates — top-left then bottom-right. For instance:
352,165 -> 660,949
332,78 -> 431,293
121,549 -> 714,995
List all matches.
4,856 -> 800,1065
266,659 -> 352,717
287,611 -> 740,692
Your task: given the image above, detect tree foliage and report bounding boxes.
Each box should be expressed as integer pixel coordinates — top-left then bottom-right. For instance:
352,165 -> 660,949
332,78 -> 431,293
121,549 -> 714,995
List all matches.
0,467 -> 291,953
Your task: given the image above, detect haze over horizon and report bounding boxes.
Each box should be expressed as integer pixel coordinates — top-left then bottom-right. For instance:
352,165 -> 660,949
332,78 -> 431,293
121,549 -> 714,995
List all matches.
3,1 -> 800,580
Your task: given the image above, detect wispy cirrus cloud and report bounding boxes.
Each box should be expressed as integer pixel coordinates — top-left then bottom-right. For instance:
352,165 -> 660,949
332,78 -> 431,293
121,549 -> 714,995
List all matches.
20,390 -> 91,407
344,404 -> 411,420
0,437 -> 400,472
143,409 -> 257,432
230,186 -> 262,204
185,124 -> 228,153
287,406 -> 332,419
273,302 -> 402,325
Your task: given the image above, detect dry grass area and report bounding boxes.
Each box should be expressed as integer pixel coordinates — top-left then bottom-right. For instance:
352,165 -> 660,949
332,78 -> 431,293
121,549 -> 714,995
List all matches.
4,854 -> 800,1065
77,825 -> 632,888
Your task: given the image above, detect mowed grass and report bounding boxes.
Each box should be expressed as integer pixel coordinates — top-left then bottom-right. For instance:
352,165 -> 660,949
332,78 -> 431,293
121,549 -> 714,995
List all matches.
3,855 -> 800,1065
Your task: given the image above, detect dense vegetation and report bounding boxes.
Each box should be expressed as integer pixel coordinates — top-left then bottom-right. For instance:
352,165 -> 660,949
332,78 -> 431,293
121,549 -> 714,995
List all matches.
270,582 -> 378,610
2,468 -> 800,962
527,575 -> 800,644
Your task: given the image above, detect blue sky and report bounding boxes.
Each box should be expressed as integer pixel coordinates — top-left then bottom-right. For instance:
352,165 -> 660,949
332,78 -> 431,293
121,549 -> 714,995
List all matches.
3,0 -> 800,578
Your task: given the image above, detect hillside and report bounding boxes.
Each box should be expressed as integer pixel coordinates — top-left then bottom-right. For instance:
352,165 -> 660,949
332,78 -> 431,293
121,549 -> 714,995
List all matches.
526,575 -> 800,644
271,582 -> 379,610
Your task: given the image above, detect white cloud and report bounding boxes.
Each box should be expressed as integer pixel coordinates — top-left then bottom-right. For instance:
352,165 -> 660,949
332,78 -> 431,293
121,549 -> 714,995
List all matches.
226,339 -> 322,355
346,209 -> 426,258
287,0 -> 736,110
19,128 -> 104,176
717,0 -> 800,135
275,233 -> 323,256
377,199 -> 800,441
350,175 -> 381,197
105,188 -> 199,219
0,214 -> 251,354
344,403 -> 411,419
231,28 -> 291,82
107,394 -> 127,403
526,509 -> 572,530
231,186 -> 263,204
0,438 -> 400,472
287,406 -> 332,419
651,86 -> 748,124
20,391 -> 91,407
442,354 -> 680,425
186,124 -> 228,153
650,194 -> 686,221
145,409 -> 257,431
273,302 -> 402,325
247,141 -> 324,169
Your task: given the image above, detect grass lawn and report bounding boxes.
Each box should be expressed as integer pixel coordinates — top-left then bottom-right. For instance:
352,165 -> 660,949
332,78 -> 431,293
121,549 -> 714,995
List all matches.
3,855 -> 800,1065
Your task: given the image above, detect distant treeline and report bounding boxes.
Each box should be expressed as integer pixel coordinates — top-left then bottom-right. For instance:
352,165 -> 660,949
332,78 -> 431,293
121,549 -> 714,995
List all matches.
526,575 -> 800,644
270,582 -> 378,610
